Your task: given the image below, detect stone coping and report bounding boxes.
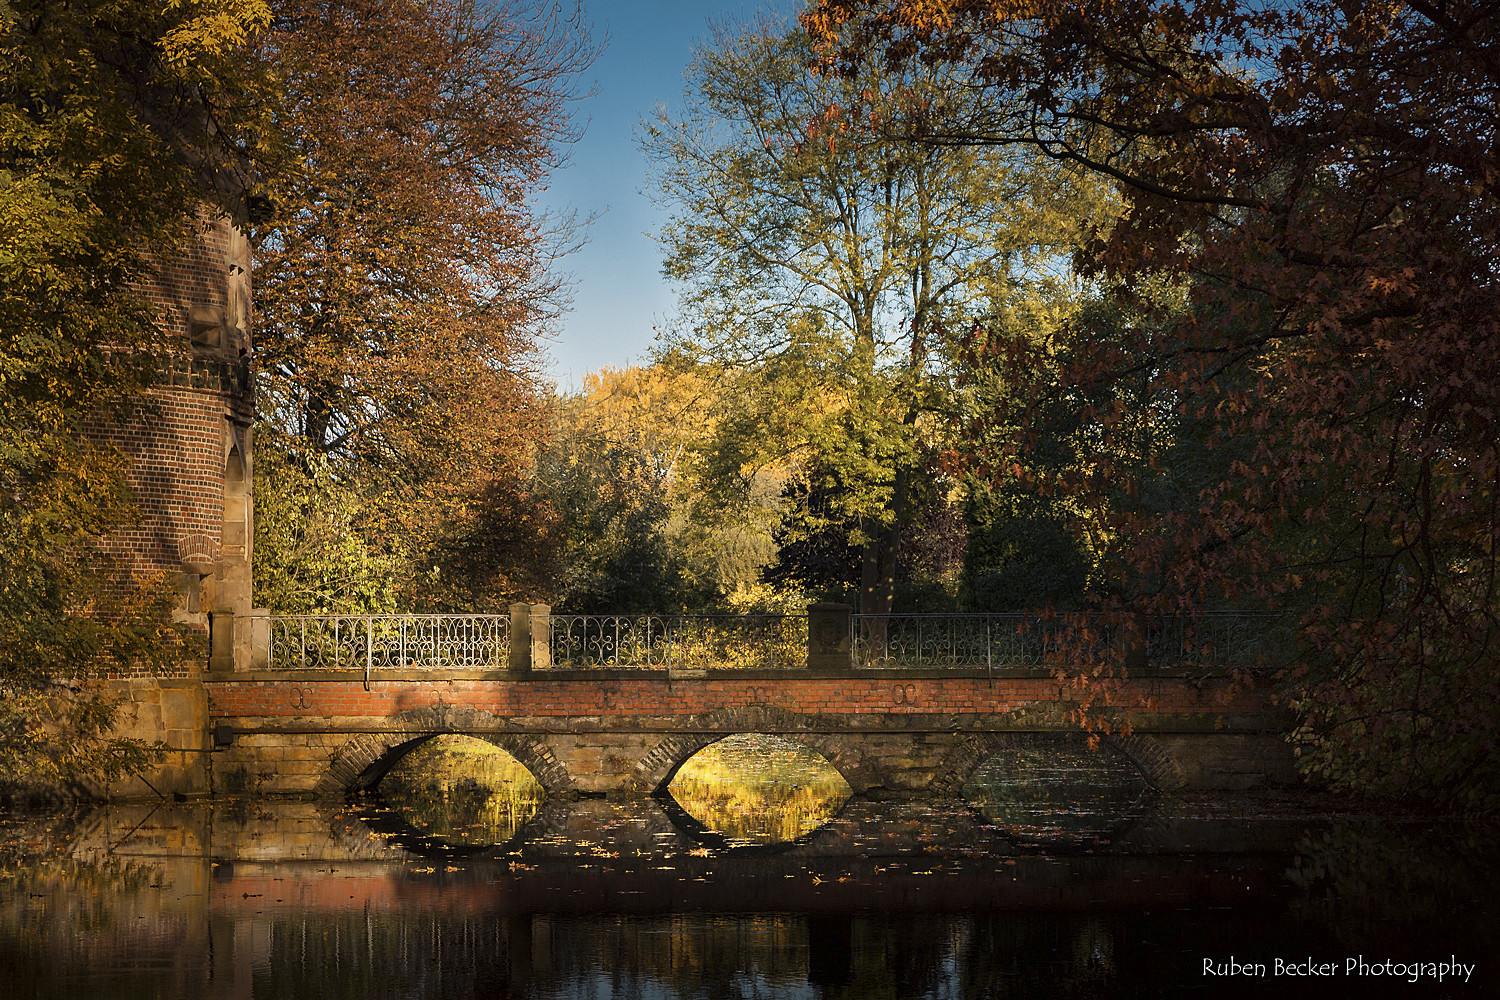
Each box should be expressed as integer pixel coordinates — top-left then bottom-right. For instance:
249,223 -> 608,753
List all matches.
203,666 -> 1260,684
208,711 -> 1291,735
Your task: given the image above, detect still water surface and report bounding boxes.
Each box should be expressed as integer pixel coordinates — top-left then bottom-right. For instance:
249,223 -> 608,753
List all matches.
1,736 -> 1494,999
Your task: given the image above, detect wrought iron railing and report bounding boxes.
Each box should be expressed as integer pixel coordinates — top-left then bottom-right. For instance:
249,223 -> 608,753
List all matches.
546,614 -> 806,670
852,614 -> 1063,668
852,612 -> 1291,670
251,610 -> 1287,674
261,615 -> 511,672
1140,612 -> 1293,669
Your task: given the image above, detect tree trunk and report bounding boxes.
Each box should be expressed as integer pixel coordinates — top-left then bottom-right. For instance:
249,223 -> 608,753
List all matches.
859,463 -> 908,616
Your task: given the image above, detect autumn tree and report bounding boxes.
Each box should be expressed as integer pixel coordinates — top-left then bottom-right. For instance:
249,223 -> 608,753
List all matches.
765,464 -> 965,610
1,1 -> 273,790
250,0 -> 590,612
808,1 -> 1500,805
645,14 -> 1108,615
536,366 -> 790,612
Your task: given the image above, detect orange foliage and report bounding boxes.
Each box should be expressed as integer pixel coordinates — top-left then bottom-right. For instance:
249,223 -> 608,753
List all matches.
808,1 -> 1500,803
250,0 -> 592,610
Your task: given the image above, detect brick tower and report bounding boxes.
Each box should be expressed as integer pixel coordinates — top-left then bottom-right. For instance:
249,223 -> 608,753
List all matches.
87,214 -> 255,795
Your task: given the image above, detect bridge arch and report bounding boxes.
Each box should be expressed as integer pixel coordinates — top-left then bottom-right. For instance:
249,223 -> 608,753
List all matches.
929,731 -> 1186,797
313,709 -> 577,799
629,706 -> 882,794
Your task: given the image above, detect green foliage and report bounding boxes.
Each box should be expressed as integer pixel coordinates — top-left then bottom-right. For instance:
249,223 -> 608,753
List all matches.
953,281 -> 1139,612
535,403 -> 698,614
534,366 -> 794,613
0,411 -> 185,792
814,0 -> 1500,806
251,437 -> 401,613
1,1 -> 269,792
959,485 -> 1088,612
646,15 -> 1112,613
765,463 -> 964,610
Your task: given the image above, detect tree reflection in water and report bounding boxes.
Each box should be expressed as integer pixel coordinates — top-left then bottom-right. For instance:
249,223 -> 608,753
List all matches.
667,734 -> 852,845
379,736 -> 544,846
2,801 -> 1497,998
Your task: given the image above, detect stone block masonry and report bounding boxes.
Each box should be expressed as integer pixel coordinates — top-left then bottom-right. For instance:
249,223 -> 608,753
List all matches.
97,678 -> 211,798
203,669 -> 1295,798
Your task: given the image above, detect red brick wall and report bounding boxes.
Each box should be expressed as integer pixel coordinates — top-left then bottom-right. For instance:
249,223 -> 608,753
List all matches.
133,219 -> 234,337
93,392 -> 229,573
204,675 -> 1271,721
83,215 -> 254,679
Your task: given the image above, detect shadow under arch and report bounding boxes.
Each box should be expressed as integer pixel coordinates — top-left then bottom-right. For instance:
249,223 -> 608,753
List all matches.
937,731 -> 1176,849
929,730 -> 1186,798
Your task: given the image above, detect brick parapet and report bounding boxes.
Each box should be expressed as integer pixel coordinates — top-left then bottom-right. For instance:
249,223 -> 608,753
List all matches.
203,673 -> 1278,728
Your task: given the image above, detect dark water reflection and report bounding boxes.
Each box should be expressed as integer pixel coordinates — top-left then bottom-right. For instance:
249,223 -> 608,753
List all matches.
962,735 -> 1149,844
0,796 -> 1495,999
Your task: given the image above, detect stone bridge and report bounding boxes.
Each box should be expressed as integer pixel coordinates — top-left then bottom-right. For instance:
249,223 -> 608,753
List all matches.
88,216 -> 1296,803
202,606 -> 1296,799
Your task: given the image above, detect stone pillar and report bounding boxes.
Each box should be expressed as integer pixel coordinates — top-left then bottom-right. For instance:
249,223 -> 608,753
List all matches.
807,603 -> 851,672
248,608 -> 270,670
529,603 -> 552,671
508,603 -> 532,675
220,429 -> 254,671
508,603 -> 553,672
209,607 -> 235,672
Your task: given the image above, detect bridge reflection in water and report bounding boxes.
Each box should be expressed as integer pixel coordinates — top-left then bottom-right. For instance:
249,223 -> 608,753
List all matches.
4,798 -> 1494,1000
356,731 -> 1149,853
364,733 -> 861,852
376,735 -> 544,848
666,734 -> 853,846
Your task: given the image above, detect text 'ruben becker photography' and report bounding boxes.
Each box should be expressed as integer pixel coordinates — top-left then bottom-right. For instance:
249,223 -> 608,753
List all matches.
1204,955 -> 1476,984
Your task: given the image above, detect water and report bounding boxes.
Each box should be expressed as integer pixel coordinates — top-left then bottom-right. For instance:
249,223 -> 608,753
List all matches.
1,738 -> 1495,998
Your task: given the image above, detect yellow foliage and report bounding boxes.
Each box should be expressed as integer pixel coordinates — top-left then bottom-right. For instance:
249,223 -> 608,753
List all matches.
573,364 -> 718,481
158,1 -> 273,66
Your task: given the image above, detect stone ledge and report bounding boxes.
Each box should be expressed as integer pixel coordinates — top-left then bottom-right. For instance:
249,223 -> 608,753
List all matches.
202,666 -> 1268,683
209,709 -> 1288,736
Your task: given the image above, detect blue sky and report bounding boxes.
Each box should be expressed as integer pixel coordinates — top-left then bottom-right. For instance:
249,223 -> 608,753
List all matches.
535,0 -> 792,387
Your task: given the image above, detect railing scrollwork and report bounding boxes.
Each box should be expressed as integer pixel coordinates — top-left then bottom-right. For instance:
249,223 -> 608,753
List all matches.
546,614 -> 806,670
260,615 -> 511,683
251,610 -> 1286,675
